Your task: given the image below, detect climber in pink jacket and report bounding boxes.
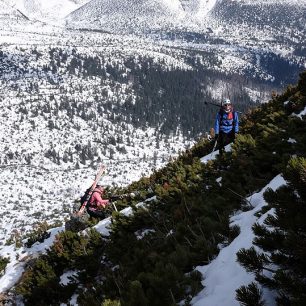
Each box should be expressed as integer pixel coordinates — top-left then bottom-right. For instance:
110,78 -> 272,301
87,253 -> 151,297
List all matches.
86,185 -> 109,218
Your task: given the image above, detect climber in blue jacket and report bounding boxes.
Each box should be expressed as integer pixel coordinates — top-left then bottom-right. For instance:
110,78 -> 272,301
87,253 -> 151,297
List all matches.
214,99 -> 239,156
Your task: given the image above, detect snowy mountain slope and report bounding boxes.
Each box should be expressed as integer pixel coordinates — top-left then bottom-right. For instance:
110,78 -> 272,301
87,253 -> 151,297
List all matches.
0,153 -> 289,304
212,0 -> 306,32
0,0 -> 24,17
0,196 -> 153,293
192,174 -> 286,306
0,226 -> 63,292
66,0 -> 186,33
0,21 -> 302,247
196,0 -> 217,17
0,34 -> 200,245
5,0 -> 91,23
3,0 -> 219,28
1,69 -> 306,304
65,0 -> 221,32
63,0 -> 306,85
0,0 -> 29,30
0,142 -> 286,299
0,0 -> 305,269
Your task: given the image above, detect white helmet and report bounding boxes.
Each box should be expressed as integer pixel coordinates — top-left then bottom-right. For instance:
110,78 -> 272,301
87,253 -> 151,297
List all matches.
223,98 -> 232,113
223,98 -> 231,105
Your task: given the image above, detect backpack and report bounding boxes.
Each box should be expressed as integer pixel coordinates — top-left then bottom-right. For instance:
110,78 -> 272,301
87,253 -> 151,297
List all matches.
79,188 -> 94,210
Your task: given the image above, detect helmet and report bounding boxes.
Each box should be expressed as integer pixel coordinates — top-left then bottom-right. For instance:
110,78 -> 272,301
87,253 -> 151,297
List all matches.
223,99 -> 232,113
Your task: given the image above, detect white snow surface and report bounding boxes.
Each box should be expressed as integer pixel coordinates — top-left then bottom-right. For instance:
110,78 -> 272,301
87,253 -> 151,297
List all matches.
287,138 -> 297,143
0,226 -> 63,292
292,106 -> 306,119
66,0 -> 186,32
64,0 -> 224,33
191,174 -> 286,306
200,143 -> 232,163
6,0 -> 90,23
232,0 -> 303,5
59,270 -> 78,285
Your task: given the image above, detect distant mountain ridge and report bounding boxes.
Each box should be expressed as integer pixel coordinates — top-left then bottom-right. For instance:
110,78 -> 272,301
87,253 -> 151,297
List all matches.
65,0 -> 221,32
5,0 -> 90,22
65,0 -> 187,33
64,0 -> 306,37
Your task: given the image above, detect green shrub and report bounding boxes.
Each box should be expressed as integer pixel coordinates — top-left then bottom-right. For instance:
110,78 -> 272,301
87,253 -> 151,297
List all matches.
0,256 -> 10,276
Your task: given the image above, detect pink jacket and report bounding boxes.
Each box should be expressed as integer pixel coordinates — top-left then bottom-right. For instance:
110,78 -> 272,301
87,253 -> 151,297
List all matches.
89,188 -> 109,209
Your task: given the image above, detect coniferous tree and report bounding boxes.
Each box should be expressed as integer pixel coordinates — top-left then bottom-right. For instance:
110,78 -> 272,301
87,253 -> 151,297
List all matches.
236,157 -> 306,306
236,282 -> 265,306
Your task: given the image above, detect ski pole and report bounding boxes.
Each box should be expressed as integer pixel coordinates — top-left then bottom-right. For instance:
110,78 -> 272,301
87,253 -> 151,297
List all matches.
112,202 -> 118,212
210,138 -> 218,157
204,101 -> 221,108
212,139 -> 218,152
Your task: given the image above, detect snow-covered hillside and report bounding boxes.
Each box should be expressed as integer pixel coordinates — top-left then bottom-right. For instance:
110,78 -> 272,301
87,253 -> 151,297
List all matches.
64,0 -> 218,32
5,0 -> 90,23
0,148 -> 289,305
0,35 -> 198,245
4,0 -> 218,28
66,0 -> 185,33
0,0 -> 305,261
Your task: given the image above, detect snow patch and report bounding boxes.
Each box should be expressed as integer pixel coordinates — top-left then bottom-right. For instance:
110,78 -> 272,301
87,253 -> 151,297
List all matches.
200,144 -> 232,163
59,270 -> 78,285
287,138 -> 297,143
135,228 -> 155,240
292,106 -> 306,119
191,175 -> 285,306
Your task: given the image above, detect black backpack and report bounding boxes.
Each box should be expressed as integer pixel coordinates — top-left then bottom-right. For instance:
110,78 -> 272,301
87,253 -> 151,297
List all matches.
218,109 -> 237,128
79,188 -> 94,210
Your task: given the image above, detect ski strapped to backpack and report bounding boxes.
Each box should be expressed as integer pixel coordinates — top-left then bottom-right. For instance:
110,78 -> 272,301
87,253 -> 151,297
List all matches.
77,164 -> 105,216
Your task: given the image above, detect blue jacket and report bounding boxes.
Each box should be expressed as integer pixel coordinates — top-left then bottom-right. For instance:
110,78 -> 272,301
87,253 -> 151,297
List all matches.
215,110 -> 239,134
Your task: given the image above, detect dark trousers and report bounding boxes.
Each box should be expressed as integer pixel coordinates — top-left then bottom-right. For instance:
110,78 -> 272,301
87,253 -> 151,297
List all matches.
87,207 -> 106,219
217,131 -> 235,156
